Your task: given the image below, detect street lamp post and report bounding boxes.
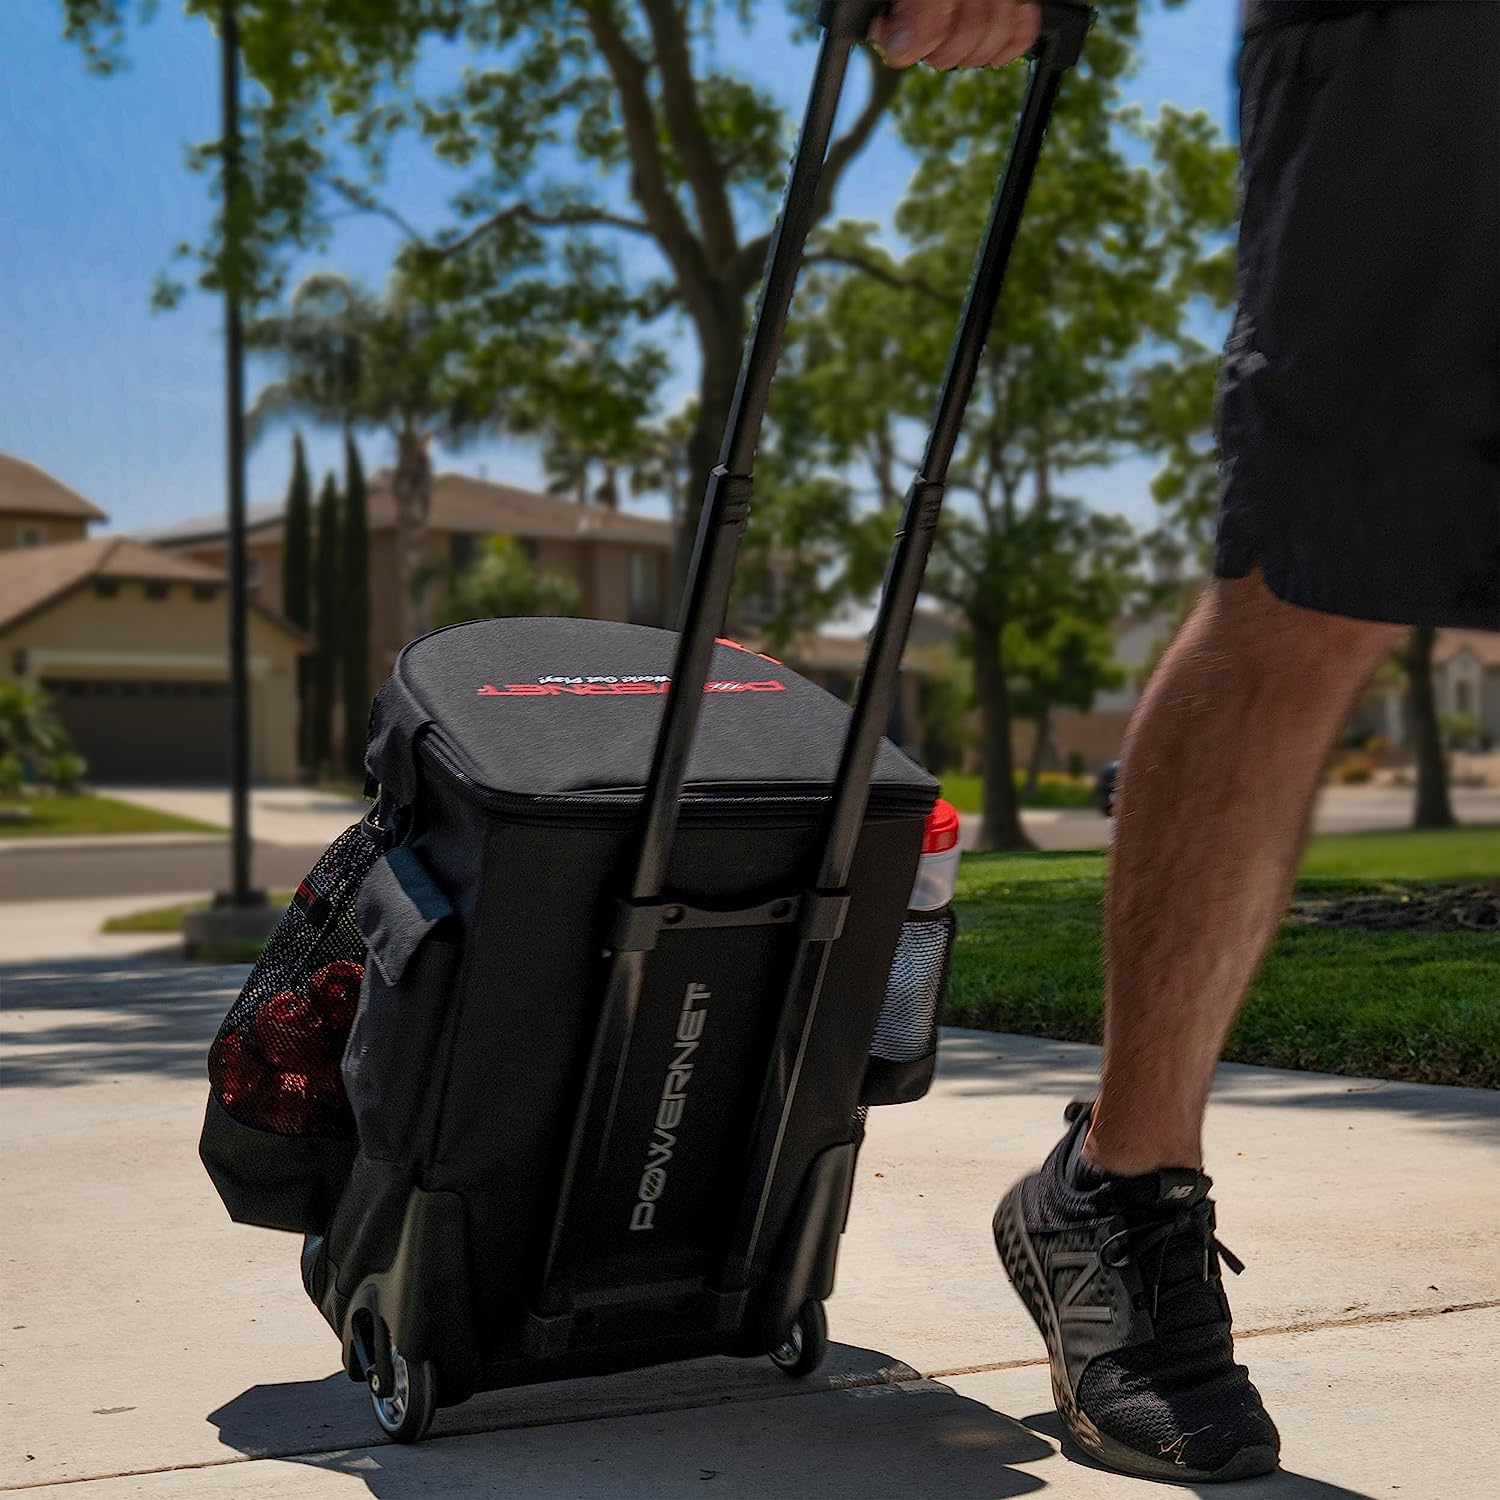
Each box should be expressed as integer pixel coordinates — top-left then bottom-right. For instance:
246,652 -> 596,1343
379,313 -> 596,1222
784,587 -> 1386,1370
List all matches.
220,0 -> 256,909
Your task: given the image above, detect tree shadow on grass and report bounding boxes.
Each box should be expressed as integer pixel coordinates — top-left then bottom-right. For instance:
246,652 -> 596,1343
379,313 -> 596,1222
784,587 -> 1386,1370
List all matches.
209,1349 -> 1056,1500
0,957 -> 247,1088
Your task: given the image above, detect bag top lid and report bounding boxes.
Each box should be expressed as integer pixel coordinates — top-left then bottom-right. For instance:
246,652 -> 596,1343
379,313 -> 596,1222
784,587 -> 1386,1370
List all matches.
368,617 -> 936,810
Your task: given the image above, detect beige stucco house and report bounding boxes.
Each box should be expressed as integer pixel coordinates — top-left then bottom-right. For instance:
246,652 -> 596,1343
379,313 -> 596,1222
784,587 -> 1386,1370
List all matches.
0,453 -> 108,550
1,454 -> 307,782
0,537 -> 307,783
146,469 -> 675,689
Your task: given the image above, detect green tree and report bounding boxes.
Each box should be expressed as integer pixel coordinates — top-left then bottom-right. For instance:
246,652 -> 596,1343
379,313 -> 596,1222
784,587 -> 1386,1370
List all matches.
247,274 -> 470,645
1008,606 -> 1125,793
280,432 -> 314,775
341,433 -> 372,777
310,471 -> 341,772
771,7 -> 1234,849
281,432 -> 312,627
916,659 -> 972,778
0,682 -> 81,791
1404,627 -> 1456,830
439,536 -> 582,625
62,0 -> 907,596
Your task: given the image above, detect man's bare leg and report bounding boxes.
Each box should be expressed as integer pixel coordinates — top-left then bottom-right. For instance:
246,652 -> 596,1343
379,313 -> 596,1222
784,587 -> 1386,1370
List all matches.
1084,569 -> 1400,1177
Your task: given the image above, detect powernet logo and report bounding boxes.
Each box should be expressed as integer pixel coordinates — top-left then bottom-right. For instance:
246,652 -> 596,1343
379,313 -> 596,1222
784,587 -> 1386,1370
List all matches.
477,680 -> 784,697
630,981 -> 711,1232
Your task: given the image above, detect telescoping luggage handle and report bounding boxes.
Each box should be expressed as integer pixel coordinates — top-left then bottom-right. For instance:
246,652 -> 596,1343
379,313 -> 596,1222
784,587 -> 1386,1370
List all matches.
537,0 -> 1090,1315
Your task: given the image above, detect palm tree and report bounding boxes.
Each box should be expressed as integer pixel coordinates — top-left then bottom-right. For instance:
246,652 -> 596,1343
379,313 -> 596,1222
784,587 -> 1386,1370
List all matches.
247,273 -> 490,645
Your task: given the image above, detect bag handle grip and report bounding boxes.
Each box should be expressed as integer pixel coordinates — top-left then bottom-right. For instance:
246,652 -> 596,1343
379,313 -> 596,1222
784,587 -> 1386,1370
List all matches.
820,0 -> 1091,67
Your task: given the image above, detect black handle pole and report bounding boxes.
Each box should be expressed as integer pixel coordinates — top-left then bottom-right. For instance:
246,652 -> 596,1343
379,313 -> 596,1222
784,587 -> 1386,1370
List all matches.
221,0 -> 255,910
719,37 -> 1082,1294
815,53 -> 1065,896
539,24 -> 865,1303
630,25 -> 862,901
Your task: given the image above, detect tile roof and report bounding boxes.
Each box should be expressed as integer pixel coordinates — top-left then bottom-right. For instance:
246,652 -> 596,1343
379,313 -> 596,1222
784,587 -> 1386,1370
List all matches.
0,536 -> 302,638
139,470 -> 672,548
1432,629 -> 1500,668
0,454 -> 109,522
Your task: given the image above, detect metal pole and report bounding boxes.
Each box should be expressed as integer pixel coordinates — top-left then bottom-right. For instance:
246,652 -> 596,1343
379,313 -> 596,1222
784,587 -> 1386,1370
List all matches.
221,0 -> 254,907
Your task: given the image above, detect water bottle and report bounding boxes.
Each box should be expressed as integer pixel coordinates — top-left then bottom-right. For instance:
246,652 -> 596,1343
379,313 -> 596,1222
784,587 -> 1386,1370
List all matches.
909,797 -> 961,912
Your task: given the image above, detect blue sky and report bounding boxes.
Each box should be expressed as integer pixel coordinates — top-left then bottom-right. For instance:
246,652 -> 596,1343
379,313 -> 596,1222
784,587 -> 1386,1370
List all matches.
0,2 -> 1239,537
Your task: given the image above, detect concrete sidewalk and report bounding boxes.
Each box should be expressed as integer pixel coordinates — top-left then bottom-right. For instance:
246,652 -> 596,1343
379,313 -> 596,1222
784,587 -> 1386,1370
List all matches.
2,958 -> 1496,1498
94,786 -> 370,849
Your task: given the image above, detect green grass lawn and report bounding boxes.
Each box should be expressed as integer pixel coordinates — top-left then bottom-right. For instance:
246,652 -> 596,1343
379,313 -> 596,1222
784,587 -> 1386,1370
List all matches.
0,794 -> 223,839
948,827 -> 1500,1088
103,891 -> 294,934
940,771 -> 1095,813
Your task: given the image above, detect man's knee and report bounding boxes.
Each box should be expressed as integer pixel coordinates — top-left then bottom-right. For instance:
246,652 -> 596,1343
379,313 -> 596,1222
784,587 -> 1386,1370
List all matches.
1205,569 -> 1402,676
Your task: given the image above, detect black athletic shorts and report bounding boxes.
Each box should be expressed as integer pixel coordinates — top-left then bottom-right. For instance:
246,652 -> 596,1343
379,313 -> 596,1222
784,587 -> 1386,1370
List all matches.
1215,2 -> 1500,629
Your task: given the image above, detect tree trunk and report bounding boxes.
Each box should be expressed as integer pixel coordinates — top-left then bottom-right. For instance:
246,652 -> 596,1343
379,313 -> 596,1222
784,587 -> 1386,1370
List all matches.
1024,704 -> 1051,796
1405,626 -> 1455,829
972,619 -> 1034,852
392,426 -> 433,644
673,329 -> 742,613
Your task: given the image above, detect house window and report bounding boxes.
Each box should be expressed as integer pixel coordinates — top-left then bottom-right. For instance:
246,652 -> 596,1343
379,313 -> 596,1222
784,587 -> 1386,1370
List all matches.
145,582 -> 170,601
192,583 -> 217,602
628,552 -> 662,625
245,555 -> 262,597
19,524 -> 45,547
449,534 -> 477,573
1455,680 -> 1473,716
94,579 -> 120,599
517,537 -> 539,565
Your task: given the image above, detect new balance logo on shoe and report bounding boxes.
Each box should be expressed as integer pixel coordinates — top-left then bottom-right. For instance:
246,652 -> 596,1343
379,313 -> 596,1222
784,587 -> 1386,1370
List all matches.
1051,1250 -> 1116,1324
1164,1184 -> 1197,1202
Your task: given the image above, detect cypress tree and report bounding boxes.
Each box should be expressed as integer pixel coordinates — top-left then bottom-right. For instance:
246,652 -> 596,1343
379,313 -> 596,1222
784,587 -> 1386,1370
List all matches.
282,435 -> 314,775
281,433 -> 312,627
311,472 -> 341,773
341,434 -> 372,778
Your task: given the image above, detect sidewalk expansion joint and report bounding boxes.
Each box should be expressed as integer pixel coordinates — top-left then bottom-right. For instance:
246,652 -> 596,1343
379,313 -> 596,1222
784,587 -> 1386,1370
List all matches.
6,1299 -> 1496,1492
924,1297 -> 1500,1380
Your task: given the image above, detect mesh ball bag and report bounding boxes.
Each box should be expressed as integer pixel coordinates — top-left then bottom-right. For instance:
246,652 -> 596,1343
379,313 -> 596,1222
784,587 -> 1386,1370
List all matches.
200,818 -> 383,1232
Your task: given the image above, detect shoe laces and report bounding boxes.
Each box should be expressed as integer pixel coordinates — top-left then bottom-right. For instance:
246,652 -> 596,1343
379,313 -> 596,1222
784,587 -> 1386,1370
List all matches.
1100,1203 -> 1245,1325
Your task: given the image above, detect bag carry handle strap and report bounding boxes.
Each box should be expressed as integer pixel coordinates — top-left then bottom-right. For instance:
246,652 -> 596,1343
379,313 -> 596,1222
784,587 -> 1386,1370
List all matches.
629,0 -> 1090,908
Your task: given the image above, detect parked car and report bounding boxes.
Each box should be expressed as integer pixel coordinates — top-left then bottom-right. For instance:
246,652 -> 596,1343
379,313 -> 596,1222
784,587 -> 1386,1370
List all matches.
1095,760 -> 1120,818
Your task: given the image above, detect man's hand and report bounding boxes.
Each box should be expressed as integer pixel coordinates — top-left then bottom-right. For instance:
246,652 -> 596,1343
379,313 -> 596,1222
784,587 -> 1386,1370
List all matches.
870,1 -> 1041,70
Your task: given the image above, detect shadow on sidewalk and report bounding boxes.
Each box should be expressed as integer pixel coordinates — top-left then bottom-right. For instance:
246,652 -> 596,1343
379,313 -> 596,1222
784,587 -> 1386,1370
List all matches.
937,1031 -> 1500,1140
1016,1409 -> 1375,1498
207,1359 -> 1379,1498
209,1350 -> 1055,1499
0,957 -> 243,1088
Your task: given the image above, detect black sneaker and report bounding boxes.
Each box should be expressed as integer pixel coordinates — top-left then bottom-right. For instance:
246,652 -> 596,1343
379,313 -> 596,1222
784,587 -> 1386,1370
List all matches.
993,1102 -> 1280,1483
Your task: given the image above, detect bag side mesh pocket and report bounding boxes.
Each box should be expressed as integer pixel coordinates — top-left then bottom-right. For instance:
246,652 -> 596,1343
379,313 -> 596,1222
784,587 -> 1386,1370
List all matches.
207,821 -> 380,1140
861,906 -> 955,1107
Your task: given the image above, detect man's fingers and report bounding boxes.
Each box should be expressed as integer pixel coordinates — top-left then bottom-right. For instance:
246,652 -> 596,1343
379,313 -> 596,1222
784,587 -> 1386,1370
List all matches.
871,0 -> 959,70
872,1 -> 1042,71
925,0 -> 993,70
961,2 -> 1041,68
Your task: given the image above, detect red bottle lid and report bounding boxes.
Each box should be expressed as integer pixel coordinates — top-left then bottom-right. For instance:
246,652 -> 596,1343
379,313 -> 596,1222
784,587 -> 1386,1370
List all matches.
922,797 -> 961,854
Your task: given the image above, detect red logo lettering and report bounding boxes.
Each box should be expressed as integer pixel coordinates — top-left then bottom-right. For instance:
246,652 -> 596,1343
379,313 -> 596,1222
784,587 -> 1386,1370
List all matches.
476,679 -> 786,699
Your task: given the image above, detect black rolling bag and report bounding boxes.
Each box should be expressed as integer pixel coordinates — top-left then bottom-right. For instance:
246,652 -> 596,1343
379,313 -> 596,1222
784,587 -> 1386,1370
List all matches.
200,0 -> 1089,1443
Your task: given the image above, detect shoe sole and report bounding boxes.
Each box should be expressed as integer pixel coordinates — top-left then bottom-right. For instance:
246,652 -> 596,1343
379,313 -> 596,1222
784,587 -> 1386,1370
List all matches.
992,1186 -> 1278,1485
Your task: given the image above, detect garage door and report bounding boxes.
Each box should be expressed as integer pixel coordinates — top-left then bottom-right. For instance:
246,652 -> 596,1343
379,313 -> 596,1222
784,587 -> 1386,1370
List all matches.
43,679 -> 230,783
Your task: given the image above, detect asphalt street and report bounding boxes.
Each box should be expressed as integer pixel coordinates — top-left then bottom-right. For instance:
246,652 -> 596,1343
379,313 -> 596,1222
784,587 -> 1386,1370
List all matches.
1,787 -> 1495,904
0,840 -> 330,903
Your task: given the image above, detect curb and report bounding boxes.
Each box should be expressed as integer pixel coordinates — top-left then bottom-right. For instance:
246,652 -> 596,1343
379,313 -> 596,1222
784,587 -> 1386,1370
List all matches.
0,832 -> 227,855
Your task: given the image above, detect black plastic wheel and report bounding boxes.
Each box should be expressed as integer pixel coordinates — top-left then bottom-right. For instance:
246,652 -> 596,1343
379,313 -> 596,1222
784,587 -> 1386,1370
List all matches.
369,1341 -> 437,1444
768,1299 -> 828,1378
